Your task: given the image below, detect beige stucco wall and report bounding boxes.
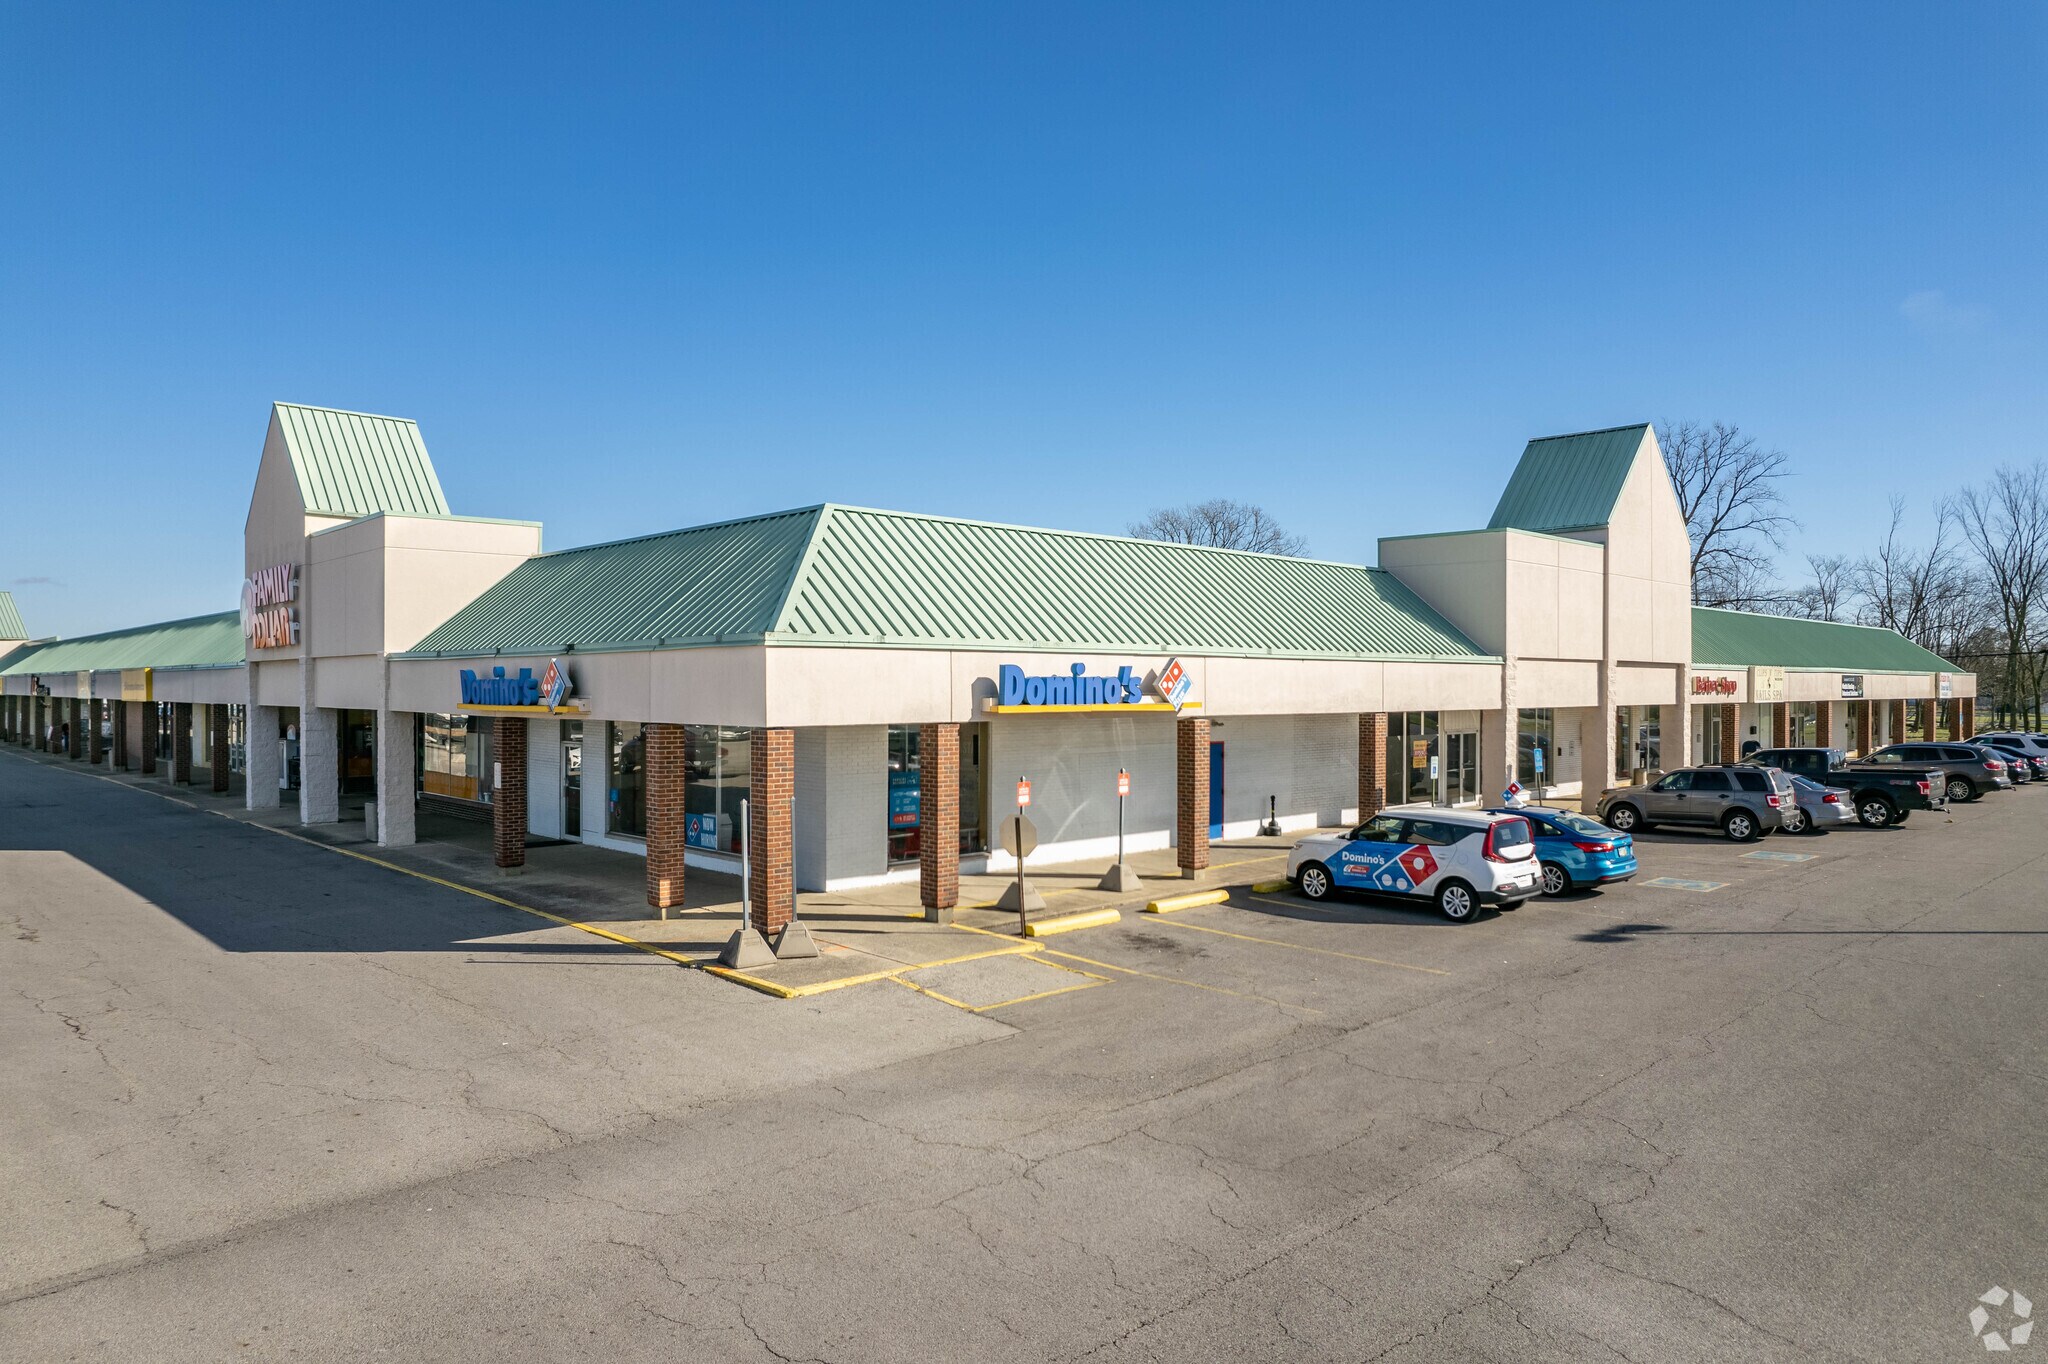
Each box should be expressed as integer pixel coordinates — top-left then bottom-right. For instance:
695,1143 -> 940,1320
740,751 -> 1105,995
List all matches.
1601,432 -> 1693,666
253,659 -> 301,709
1376,532 -> 1510,657
153,668 -> 249,705
1513,658 -> 1601,708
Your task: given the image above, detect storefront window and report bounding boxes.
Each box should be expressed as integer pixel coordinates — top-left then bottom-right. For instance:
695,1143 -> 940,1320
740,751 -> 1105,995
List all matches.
609,721 -> 646,837
1788,702 -> 1818,748
684,725 -> 750,854
1518,709 -> 1555,789
1382,713 -> 1441,805
419,713 -> 492,803
1615,705 -> 1663,776
887,726 -> 921,862
960,724 -> 988,854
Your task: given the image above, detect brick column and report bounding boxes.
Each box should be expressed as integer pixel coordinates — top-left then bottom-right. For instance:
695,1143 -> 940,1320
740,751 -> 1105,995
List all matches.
172,702 -> 193,784
1815,700 -> 1836,753
748,728 -> 795,935
140,703 -> 158,774
87,699 -> 104,765
492,717 -> 527,870
1889,699 -> 1906,748
1357,712 -> 1388,819
112,700 -> 129,769
644,722 -> 687,912
1718,703 -> 1738,763
1770,702 -> 1789,748
1852,701 -> 1873,756
211,704 -> 231,792
1924,698 -> 1942,740
1958,696 -> 1975,740
1176,716 -> 1211,875
919,722 -> 960,919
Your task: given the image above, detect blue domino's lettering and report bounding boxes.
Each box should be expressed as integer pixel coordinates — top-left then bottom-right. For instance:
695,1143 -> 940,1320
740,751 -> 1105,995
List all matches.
460,666 -> 542,706
999,662 -> 1146,707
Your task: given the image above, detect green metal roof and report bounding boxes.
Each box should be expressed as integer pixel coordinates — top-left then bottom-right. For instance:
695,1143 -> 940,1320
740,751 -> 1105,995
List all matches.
275,403 -> 451,518
0,612 -> 245,676
401,504 -> 1495,663
1693,607 -> 1965,674
0,590 -> 25,639
1487,424 -> 1650,533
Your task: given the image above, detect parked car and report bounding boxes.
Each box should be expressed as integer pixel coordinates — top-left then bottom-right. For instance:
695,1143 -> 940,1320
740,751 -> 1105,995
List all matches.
1288,806 -> 1539,922
1974,733 -> 2048,781
1740,747 -> 1949,828
1864,743 -> 2013,802
1596,764 -> 1793,841
1485,805 -> 1637,895
1780,775 -> 1855,833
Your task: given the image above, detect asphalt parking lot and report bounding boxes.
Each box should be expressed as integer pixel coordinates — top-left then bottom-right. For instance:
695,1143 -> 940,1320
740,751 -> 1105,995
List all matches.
5,749 -> 2045,1362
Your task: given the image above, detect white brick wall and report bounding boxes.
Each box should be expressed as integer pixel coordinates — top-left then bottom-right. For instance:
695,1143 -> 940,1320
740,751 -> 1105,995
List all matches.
1209,714 -> 1359,838
805,724 -> 891,890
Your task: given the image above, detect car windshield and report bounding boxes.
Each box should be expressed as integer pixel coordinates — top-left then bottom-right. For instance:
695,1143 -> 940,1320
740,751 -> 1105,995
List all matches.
1544,809 -> 1610,837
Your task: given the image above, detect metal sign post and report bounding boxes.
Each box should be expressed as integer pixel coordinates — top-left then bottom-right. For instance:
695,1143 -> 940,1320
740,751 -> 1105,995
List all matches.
1099,768 -> 1142,892
997,777 -> 1044,926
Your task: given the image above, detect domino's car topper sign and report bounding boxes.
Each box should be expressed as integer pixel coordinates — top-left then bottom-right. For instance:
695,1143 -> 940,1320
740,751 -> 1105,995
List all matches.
989,658 -> 1198,713
457,658 -> 585,715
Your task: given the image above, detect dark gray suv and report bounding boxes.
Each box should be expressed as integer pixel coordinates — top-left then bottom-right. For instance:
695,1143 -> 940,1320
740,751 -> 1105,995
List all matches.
1864,743 -> 2013,802
1597,764 -> 1794,842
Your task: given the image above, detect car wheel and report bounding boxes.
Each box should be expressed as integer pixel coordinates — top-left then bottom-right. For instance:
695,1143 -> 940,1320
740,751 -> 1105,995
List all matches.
1606,804 -> 1642,833
1857,796 -> 1896,828
1722,810 -> 1761,842
1946,776 -> 1977,803
1436,879 -> 1479,922
1888,810 -> 1911,826
1298,863 -> 1332,901
1780,807 -> 1806,834
1540,861 -> 1571,897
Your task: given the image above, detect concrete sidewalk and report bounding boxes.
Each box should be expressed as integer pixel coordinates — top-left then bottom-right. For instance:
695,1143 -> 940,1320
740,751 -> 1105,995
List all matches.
9,746 -> 1308,997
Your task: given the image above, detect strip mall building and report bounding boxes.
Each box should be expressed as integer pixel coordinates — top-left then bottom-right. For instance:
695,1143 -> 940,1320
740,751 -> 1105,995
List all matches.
1,406 -> 1975,935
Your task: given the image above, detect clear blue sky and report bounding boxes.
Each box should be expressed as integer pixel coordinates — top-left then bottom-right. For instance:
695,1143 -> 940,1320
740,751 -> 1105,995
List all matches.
3,3 -> 2042,637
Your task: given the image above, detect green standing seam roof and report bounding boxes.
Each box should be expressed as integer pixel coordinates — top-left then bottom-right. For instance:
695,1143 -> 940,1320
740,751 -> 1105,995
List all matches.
0,590 -> 25,640
0,612 -> 244,676
275,403 -> 450,518
1692,607 -> 1966,674
400,505 -> 1495,663
1487,424 -> 1650,533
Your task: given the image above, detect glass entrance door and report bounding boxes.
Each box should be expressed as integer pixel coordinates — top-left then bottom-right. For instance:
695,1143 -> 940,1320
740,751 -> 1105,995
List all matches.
1441,732 -> 1478,805
561,742 -> 582,838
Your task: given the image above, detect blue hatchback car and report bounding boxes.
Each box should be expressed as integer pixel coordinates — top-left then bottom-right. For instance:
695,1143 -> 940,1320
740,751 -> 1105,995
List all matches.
1483,806 -> 1638,896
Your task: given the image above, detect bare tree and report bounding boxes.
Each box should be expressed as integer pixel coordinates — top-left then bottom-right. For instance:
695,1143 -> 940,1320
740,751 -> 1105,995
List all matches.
1128,499 -> 1307,556
1659,421 -> 1797,608
1849,499 -> 1974,649
1949,465 -> 2048,728
1788,554 -> 1852,621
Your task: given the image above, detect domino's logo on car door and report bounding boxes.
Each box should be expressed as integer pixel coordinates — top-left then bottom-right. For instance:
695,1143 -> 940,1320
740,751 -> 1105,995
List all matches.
1333,843 -> 1439,893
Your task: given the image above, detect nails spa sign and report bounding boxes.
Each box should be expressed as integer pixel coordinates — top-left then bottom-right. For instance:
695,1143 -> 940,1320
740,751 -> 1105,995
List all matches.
241,563 -> 300,649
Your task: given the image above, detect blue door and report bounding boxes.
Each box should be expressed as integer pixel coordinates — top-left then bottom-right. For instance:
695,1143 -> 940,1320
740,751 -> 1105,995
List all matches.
1208,741 -> 1225,838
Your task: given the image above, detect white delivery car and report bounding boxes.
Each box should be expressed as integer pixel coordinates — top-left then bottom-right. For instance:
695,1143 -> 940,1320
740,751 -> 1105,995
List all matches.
1287,806 -> 1541,922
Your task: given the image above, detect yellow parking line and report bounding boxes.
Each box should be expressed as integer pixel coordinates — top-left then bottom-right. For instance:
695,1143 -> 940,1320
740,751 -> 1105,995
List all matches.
1036,947 -> 1323,1015
1142,917 -> 1450,975
1250,893 -> 1332,914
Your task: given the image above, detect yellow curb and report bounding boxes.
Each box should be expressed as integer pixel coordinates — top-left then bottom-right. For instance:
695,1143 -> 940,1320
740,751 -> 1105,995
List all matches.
1144,889 -> 1230,914
1250,878 -> 1291,894
1022,907 -> 1122,937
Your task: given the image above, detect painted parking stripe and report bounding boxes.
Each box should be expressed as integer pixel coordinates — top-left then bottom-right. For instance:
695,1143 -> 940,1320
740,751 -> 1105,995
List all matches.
1741,850 -> 1818,863
1640,876 -> 1727,892
1140,915 -> 1450,975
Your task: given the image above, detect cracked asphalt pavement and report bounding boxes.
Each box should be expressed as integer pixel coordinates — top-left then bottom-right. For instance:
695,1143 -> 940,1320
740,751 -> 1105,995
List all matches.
3,749 -> 2045,1361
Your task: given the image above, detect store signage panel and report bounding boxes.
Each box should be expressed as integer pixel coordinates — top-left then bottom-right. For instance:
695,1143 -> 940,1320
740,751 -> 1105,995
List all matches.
1751,666 -> 1786,703
685,813 -> 720,850
887,770 -> 920,828
456,659 -> 586,715
989,659 -> 1199,713
242,563 -> 300,649
1938,674 -> 1954,699
1691,675 -> 1739,697
1840,674 -> 1864,699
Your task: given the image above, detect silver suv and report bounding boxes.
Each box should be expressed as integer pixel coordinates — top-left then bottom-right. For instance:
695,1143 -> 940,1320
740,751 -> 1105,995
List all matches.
1597,764 -> 1793,842
1865,743 -> 2013,802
